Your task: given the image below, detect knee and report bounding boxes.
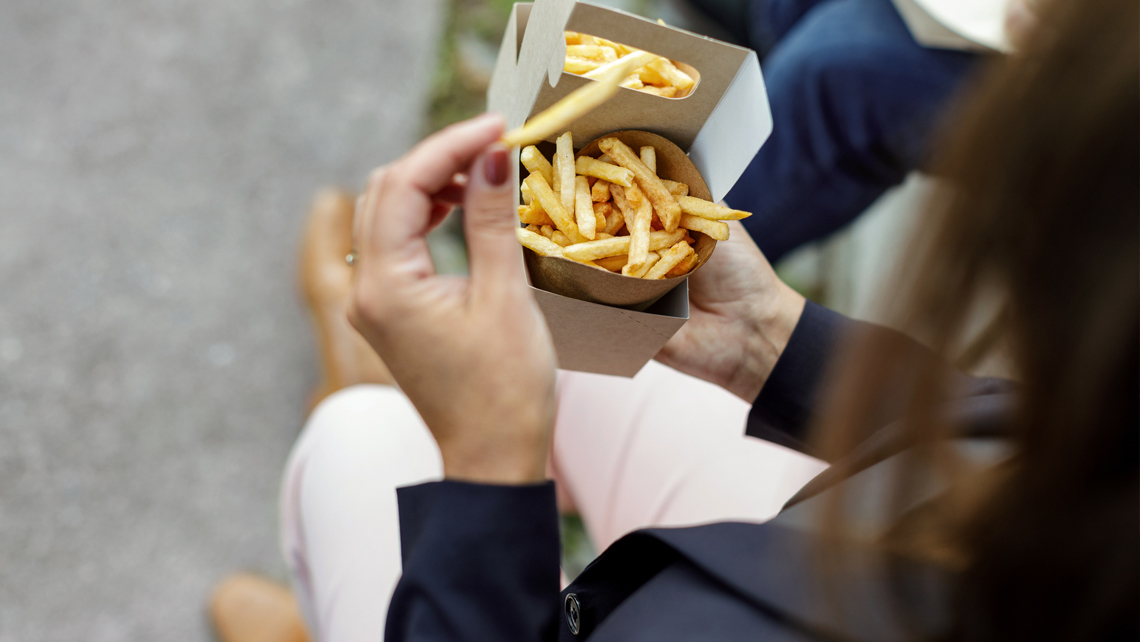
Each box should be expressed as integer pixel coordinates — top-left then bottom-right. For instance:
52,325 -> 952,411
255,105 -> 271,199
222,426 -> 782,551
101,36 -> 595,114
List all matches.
285,385 -> 441,489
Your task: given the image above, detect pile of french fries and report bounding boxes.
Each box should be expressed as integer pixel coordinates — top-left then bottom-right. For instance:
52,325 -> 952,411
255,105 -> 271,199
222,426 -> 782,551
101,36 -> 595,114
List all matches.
515,131 -> 751,279
563,31 -> 695,99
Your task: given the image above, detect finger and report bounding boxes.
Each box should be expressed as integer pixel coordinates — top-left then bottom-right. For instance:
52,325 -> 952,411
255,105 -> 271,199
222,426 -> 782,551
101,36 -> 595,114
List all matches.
434,176 -> 468,205
353,166 -> 387,267
400,113 -> 504,195
464,144 -> 527,299
428,203 -> 454,232
367,113 -> 505,257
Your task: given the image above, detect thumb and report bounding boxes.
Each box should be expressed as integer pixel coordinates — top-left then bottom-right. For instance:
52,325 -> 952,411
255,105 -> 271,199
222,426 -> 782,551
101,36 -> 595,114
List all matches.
464,144 -> 527,298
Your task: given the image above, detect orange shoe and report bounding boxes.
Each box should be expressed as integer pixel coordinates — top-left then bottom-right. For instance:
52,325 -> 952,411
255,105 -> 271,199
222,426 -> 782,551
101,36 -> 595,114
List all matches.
209,574 -> 311,642
299,188 -> 393,410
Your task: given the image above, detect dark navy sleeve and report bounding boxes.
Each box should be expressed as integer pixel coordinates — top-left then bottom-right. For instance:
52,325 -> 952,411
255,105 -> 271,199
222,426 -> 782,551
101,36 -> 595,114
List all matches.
745,300 -> 853,453
745,300 -> 1017,463
385,480 -> 562,642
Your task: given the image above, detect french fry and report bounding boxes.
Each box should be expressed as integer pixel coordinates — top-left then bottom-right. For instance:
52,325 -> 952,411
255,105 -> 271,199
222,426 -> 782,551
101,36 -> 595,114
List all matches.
603,207 -> 626,236
640,85 -> 678,98
568,257 -> 608,270
517,228 -> 565,257
665,250 -> 700,278
591,179 -> 611,202
520,180 -> 534,205
566,45 -> 608,59
609,184 -> 633,226
623,251 -> 660,278
599,137 -> 682,231
620,76 -> 645,90
551,153 -> 560,196
679,214 -> 730,241
518,203 -> 555,227
625,183 -> 653,268
662,180 -> 688,197
595,255 -> 627,271
644,240 -> 694,279
565,31 -> 582,45
640,146 -> 656,174
564,57 -> 604,74
575,156 -> 634,187
562,229 -> 685,261
574,176 -> 596,239
583,50 -> 657,81
556,131 -> 576,214
636,63 -> 669,86
524,172 -> 586,243
647,58 -> 694,91
677,195 -> 752,220
514,129 -> 733,281
501,55 -> 647,148
521,146 -> 553,185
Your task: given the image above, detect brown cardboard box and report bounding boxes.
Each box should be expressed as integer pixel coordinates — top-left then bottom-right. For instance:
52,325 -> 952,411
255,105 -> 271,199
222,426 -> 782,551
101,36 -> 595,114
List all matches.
488,0 -> 773,377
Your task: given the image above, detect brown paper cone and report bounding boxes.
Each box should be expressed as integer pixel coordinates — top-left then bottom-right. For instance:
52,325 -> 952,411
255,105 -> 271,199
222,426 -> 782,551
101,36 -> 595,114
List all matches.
523,130 -> 717,311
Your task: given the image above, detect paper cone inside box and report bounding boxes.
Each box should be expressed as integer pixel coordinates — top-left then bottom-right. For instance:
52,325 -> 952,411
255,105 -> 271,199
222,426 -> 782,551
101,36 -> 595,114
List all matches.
522,130 -> 717,311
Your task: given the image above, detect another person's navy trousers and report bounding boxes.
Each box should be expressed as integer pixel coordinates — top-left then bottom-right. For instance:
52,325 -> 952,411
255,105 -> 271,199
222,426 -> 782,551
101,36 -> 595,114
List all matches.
718,0 -> 984,262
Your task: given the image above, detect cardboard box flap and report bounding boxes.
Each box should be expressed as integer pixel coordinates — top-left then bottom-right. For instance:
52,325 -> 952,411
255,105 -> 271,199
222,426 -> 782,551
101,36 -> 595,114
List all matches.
535,280 -> 689,377
490,0 -> 772,202
688,52 -> 770,200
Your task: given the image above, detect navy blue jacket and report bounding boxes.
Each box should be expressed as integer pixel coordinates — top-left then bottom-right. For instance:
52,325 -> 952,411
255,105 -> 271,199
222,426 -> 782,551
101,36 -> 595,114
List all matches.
384,302 -> 1015,641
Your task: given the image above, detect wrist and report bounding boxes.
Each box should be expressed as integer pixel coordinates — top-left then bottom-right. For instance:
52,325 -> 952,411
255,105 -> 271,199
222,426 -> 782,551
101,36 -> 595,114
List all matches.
728,283 -> 805,403
439,433 -> 550,485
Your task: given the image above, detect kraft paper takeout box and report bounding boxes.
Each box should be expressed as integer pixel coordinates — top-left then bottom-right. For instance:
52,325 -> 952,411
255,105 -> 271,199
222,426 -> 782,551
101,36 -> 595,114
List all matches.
488,0 -> 773,376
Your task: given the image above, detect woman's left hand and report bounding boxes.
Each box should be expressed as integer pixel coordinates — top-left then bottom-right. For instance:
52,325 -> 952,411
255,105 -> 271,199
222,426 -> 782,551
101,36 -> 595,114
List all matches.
348,113 -> 557,485
655,221 -> 804,403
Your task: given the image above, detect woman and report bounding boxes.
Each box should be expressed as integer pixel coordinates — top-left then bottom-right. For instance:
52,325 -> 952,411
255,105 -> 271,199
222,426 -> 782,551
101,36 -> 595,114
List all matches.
214,0 -> 1136,638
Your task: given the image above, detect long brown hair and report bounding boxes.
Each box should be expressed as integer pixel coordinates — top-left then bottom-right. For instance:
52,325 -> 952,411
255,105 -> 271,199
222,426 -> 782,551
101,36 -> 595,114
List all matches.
813,0 -> 1138,638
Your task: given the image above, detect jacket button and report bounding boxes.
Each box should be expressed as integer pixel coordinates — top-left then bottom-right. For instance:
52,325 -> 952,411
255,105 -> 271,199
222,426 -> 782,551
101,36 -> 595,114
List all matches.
564,593 -> 581,635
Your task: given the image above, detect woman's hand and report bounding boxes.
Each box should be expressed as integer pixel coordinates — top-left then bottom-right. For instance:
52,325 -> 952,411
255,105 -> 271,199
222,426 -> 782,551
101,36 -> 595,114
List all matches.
655,221 -> 805,403
349,113 -> 557,485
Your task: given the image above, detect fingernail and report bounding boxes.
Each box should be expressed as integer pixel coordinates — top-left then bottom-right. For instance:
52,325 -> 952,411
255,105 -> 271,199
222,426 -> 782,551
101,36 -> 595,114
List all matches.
484,147 -> 509,186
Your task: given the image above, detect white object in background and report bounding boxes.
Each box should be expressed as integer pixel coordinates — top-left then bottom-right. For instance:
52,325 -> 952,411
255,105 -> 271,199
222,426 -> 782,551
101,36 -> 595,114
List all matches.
892,0 -> 1012,53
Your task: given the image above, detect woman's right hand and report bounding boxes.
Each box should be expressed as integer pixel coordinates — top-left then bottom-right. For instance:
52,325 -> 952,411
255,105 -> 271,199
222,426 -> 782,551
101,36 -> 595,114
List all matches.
348,114 -> 558,485
655,221 -> 805,403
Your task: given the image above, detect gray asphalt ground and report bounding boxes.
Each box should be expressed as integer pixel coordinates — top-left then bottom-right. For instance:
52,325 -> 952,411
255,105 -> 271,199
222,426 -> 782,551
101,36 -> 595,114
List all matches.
0,1 -> 443,639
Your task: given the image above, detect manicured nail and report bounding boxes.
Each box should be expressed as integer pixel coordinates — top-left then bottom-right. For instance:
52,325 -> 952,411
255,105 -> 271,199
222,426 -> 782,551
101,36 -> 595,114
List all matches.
484,147 -> 509,186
